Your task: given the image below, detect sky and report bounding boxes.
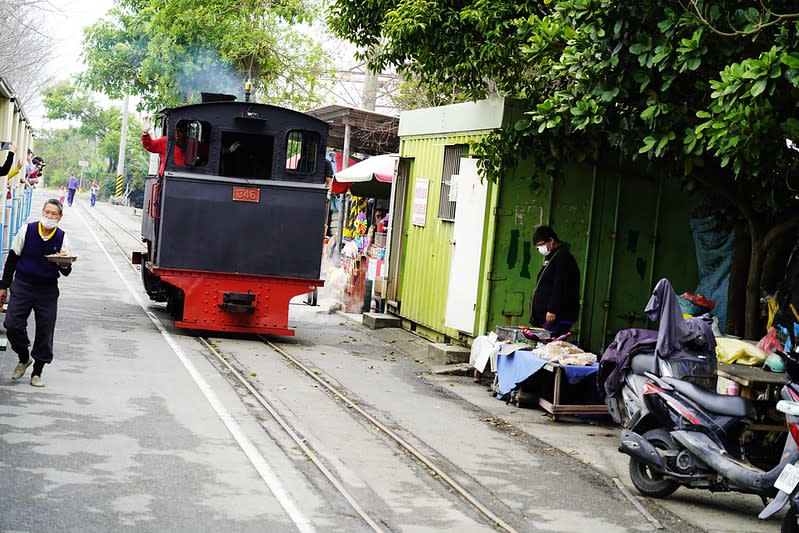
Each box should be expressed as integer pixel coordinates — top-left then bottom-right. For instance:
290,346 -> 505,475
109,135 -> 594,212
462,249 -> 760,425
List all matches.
48,0 -> 115,77
30,1 -> 387,128
34,0 -> 118,126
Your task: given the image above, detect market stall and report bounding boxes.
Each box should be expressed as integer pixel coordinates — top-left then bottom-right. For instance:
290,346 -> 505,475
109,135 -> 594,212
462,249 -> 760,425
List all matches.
471,327 -> 605,421
333,154 -> 397,313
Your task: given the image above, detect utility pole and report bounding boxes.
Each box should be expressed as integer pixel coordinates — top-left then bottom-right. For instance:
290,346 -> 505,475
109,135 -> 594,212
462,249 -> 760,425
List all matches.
117,94 -> 130,201
362,68 -> 377,111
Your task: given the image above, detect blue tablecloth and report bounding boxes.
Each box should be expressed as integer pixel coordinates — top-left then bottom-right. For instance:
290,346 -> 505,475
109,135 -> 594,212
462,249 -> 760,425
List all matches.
496,349 -> 599,397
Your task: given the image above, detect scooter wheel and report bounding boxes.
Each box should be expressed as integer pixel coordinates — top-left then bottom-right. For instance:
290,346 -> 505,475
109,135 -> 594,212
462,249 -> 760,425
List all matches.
629,428 -> 679,498
782,505 -> 799,533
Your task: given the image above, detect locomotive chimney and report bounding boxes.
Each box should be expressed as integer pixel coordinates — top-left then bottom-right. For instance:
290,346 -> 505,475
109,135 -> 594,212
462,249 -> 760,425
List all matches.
244,80 -> 252,103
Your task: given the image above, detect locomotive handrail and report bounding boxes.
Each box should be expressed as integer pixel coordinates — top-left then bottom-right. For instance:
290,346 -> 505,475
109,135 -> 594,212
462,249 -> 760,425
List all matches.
149,182 -> 161,219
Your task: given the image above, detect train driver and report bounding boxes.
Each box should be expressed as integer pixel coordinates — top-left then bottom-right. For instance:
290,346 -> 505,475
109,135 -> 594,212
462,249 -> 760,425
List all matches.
141,117 -> 186,175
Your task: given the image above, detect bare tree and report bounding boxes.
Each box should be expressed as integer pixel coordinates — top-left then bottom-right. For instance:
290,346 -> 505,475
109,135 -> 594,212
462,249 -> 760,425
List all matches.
0,0 -> 55,111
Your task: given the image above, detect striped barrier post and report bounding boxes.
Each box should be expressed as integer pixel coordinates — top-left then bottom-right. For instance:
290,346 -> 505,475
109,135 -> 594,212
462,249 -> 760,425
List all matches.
115,174 -> 124,197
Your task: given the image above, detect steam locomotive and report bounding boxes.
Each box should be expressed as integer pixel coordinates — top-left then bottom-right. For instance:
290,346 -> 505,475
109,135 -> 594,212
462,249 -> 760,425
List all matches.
132,95 -> 328,335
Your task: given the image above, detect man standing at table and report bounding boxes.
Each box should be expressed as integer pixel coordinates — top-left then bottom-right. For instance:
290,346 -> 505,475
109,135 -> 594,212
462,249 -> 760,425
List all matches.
530,225 -> 580,337
66,172 -> 79,207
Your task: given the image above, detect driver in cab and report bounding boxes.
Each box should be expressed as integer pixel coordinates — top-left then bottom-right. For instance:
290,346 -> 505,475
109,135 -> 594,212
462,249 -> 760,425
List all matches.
141,116 -> 186,175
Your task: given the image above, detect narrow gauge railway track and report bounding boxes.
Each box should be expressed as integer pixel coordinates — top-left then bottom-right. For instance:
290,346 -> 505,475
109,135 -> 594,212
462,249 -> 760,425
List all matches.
79,203 -> 670,532
198,335 -> 520,533
77,201 -> 144,254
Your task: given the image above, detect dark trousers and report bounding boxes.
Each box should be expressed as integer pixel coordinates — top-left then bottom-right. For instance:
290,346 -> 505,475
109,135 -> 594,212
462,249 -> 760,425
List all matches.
4,278 -> 59,364
67,188 -> 76,206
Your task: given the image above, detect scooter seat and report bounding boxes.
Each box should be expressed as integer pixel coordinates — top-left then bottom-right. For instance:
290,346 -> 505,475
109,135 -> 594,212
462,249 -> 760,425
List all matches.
662,377 -> 755,419
630,354 -> 655,375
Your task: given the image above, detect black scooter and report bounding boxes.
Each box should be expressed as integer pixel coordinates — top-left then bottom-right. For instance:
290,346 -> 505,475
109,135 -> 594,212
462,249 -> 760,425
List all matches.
618,346 -> 799,524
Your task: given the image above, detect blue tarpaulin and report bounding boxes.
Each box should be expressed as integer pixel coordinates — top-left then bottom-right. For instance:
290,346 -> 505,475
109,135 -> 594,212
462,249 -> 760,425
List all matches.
495,349 -> 599,397
689,207 -> 736,332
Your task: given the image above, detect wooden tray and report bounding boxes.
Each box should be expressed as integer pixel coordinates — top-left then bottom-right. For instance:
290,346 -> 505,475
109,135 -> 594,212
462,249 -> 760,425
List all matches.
45,255 -> 77,265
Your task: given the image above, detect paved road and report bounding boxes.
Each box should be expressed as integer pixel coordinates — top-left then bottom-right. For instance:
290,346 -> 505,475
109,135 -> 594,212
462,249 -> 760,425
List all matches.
0,191 -> 778,532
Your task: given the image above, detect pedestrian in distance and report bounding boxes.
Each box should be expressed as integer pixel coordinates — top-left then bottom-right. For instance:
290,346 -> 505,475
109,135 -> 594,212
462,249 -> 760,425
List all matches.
66,172 -> 79,206
58,184 -> 66,204
0,199 -> 73,387
90,179 -> 99,207
529,225 -> 581,338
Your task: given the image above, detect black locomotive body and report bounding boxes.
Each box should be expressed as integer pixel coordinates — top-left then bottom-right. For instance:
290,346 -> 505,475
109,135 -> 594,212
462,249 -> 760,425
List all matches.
133,100 -> 328,335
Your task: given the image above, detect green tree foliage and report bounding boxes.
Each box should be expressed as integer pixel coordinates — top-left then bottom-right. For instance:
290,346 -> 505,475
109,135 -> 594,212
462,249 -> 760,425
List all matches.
40,82 -> 149,200
80,0 -> 332,110
330,0 -> 799,336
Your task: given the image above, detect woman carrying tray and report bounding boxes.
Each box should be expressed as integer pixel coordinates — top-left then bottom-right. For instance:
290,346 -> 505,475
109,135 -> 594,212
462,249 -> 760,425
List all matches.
0,199 -> 73,387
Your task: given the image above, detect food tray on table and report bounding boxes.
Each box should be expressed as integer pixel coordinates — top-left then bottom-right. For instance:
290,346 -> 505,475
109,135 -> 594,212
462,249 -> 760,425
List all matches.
45,254 -> 77,265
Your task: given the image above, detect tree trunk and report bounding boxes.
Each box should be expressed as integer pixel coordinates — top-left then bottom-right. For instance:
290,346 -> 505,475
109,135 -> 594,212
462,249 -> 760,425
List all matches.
725,222 -> 750,336
744,216 -> 799,338
744,234 -> 763,340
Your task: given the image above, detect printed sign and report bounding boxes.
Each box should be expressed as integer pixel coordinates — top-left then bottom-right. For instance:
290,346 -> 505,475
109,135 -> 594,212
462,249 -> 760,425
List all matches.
232,187 -> 260,203
412,179 -> 429,227
367,258 -> 384,281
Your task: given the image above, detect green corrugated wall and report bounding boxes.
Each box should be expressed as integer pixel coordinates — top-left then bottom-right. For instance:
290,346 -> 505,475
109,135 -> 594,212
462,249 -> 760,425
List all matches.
486,162 -> 699,354
396,129 -> 698,353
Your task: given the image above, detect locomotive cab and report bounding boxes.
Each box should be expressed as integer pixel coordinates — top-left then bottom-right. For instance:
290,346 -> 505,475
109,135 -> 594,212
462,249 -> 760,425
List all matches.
137,100 -> 328,335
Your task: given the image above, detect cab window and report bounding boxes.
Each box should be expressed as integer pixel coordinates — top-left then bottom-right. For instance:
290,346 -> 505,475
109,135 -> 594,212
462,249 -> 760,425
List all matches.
285,130 -> 319,174
175,119 -> 211,168
219,132 -> 274,180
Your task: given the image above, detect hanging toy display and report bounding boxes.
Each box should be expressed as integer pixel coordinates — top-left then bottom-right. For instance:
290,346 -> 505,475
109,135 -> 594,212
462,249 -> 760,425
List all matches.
353,211 -> 369,252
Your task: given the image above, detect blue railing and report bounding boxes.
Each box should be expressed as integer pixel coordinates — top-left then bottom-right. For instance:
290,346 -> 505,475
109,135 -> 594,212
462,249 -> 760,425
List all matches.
2,187 -> 34,263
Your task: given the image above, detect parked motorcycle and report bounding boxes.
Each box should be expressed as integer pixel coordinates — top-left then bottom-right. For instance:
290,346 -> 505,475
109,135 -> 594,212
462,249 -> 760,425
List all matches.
772,397 -> 799,532
602,279 -> 718,431
618,345 -> 799,525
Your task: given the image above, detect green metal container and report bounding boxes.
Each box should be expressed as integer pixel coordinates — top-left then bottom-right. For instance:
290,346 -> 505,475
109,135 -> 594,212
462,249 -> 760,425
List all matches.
395,98 -> 698,353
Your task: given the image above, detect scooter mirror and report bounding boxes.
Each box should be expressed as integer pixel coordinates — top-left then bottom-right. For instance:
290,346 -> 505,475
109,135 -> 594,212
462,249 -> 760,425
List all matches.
776,400 -> 799,416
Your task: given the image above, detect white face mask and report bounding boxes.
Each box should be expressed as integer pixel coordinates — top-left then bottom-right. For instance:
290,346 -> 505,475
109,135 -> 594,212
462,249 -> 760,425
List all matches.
537,244 -> 549,256
41,217 -> 58,230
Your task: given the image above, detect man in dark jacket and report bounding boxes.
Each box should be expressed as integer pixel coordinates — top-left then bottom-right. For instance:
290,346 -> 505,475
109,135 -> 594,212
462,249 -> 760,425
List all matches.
530,225 -> 581,337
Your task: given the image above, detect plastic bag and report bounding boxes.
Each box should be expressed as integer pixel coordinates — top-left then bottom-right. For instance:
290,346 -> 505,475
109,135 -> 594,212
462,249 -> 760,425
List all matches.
715,337 -> 767,366
757,327 -> 784,354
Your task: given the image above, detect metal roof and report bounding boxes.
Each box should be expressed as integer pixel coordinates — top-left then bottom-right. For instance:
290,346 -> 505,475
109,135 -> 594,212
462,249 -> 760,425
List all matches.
0,77 -> 31,126
305,105 -> 399,156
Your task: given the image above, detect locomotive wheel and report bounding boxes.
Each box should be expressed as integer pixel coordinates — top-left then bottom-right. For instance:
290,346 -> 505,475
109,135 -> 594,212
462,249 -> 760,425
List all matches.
629,428 -> 680,498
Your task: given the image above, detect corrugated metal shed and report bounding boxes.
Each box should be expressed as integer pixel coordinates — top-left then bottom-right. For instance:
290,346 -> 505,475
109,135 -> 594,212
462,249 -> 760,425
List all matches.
393,97 -> 699,353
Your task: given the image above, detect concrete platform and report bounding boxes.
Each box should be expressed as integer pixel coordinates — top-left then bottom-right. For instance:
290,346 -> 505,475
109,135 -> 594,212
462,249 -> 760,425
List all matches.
362,312 -> 401,329
428,342 -> 471,365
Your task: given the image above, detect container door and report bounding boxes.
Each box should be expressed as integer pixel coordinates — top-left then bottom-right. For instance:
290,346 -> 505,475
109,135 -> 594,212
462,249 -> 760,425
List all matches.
387,158 -> 410,303
444,158 -> 487,334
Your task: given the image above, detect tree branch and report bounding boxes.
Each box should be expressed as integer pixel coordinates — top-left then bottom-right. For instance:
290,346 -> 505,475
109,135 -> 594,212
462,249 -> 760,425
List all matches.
764,214 -> 799,250
686,0 -> 799,37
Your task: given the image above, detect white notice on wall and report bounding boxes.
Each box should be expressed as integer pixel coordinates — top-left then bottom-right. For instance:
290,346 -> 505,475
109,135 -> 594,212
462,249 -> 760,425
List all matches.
412,179 -> 429,226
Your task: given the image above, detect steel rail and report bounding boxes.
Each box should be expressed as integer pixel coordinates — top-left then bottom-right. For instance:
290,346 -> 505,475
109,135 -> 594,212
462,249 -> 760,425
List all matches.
81,199 -> 677,533
81,202 -> 516,532
78,201 -> 143,244
197,337 -> 386,533
261,337 -> 520,533
76,203 -> 141,266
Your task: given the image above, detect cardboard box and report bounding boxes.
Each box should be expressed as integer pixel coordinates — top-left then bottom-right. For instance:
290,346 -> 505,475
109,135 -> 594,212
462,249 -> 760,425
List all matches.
373,277 -> 386,296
